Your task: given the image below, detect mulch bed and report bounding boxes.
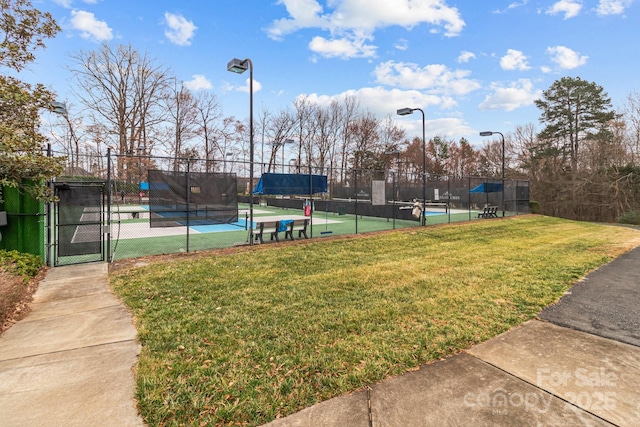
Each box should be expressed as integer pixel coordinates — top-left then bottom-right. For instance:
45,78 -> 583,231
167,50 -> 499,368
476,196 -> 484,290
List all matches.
0,267 -> 46,336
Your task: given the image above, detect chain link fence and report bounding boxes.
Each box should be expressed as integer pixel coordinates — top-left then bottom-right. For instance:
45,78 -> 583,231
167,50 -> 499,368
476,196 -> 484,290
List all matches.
42,151 -> 529,263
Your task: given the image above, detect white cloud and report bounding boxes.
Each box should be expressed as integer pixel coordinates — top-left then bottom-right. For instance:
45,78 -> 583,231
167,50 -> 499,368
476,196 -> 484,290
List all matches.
546,0 -> 583,19
596,0 -> 633,15
163,12 -> 197,46
53,0 -> 74,7
500,49 -> 531,71
267,0 -> 465,59
327,0 -> 465,36
457,50 -> 476,63
309,34 -> 377,59
224,78 -> 262,95
479,79 -> 541,111
295,87 -> 477,137
70,10 -> 113,42
509,0 -> 529,9
394,38 -> 409,51
183,75 -> 212,91
396,116 -> 475,138
373,60 -> 481,96
493,0 -> 529,14
304,87 -> 442,114
55,0 -> 101,8
546,45 -> 588,69
266,0 -> 328,40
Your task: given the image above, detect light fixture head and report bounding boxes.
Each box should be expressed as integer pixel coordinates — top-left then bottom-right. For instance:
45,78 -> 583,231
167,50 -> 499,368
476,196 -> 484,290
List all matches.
397,107 -> 414,116
227,58 -> 248,74
51,101 -> 68,115
479,131 -> 494,137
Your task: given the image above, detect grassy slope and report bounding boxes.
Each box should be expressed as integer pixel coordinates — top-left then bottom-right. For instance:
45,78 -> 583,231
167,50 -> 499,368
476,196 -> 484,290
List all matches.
110,216 -> 640,426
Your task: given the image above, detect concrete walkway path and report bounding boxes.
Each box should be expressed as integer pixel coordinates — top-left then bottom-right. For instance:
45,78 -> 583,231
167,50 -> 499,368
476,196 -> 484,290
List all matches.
0,263 -> 143,427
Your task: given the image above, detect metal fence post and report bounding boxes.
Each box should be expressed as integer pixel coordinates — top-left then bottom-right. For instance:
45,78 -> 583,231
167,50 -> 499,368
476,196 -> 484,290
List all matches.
186,160 -> 191,252
106,148 -> 112,262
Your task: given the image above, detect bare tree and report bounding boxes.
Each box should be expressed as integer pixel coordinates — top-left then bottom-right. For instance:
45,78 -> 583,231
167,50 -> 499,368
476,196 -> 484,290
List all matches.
348,112 -> 380,170
293,95 -> 317,173
622,90 -> 640,163
339,96 -> 360,178
447,137 -> 479,180
265,110 -> 295,173
257,108 -> 271,173
313,102 -> 341,175
193,91 -> 222,172
164,82 -> 199,170
71,44 -> 171,180
216,116 -> 245,172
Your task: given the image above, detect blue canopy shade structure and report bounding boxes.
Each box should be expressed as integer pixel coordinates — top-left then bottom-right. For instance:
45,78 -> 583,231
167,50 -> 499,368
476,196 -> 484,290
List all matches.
252,173 -> 328,195
470,182 -> 503,193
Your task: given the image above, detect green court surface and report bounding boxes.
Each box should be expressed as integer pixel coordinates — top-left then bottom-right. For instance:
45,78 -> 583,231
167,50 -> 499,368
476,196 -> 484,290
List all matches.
109,203 -> 498,260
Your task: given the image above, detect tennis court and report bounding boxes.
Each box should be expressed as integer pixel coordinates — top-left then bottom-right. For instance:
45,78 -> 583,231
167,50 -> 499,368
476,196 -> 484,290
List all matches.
63,200 -> 490,261
107,203 -> 462,259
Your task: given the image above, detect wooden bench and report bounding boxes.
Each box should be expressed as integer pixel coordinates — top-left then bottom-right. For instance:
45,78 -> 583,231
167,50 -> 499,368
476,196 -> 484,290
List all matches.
477,206 -> 498,218
252,220 -> 280,243
284,218 -> 309,240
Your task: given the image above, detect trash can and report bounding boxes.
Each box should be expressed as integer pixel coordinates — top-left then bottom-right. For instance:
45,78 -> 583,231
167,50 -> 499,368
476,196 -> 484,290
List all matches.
338,205 -> 346,215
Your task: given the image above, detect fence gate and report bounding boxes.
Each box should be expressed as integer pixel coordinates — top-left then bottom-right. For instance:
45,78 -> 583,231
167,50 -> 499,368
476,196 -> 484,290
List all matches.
53,181 -> 106,266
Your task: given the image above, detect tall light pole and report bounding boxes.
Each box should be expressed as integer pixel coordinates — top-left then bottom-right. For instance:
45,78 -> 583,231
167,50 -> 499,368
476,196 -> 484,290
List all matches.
51,101 -> 80,171
273,138 -> 294,173
227,58 -> 254,244
224,151 -> 233,173
385,150 -> 401,229
479,131 -> 505,217
397,107 -> 427,226
282,139 -> 294,173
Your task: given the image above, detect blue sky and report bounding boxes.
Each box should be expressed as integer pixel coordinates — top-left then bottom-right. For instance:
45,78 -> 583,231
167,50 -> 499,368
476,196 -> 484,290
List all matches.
25,0 -> 639,146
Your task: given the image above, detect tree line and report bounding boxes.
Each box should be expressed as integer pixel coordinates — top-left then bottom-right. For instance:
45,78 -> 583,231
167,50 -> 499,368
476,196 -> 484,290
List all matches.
53,43 -> 504,186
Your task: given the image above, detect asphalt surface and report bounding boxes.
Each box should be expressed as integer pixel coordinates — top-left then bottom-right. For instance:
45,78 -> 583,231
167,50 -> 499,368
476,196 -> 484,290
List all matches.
539,246 -> 640,347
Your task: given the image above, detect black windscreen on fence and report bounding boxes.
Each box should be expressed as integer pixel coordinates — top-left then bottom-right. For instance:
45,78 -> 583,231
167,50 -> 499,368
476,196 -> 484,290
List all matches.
148,169 -> 238,228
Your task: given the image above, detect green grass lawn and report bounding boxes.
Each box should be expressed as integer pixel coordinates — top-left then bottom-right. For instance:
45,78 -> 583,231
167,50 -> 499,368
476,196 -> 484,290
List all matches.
110,215 -> 640,426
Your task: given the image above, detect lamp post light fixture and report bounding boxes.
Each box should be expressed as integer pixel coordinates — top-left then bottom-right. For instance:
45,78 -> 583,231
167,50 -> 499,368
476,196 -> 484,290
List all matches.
224,151 -> 233,173
384,150 -> 401,229
51,101 -> 67,116
51,101 -> 80,170
227,57 -> 255,244
397,107 -> 427,226
274,139 -> 295,173
479,130 -> 505,217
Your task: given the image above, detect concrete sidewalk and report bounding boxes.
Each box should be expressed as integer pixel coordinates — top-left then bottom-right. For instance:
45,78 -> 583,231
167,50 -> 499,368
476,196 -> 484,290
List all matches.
0,263 -> 142,427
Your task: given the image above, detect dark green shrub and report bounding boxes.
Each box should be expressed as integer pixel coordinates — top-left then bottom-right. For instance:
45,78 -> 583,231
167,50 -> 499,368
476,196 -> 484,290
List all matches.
529,201 -> 541,214
618,211 -> 640,225
0,250 -> 43,278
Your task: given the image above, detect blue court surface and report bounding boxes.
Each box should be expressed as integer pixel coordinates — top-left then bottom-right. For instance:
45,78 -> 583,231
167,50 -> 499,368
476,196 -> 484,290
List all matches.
190,219 -> 248,233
